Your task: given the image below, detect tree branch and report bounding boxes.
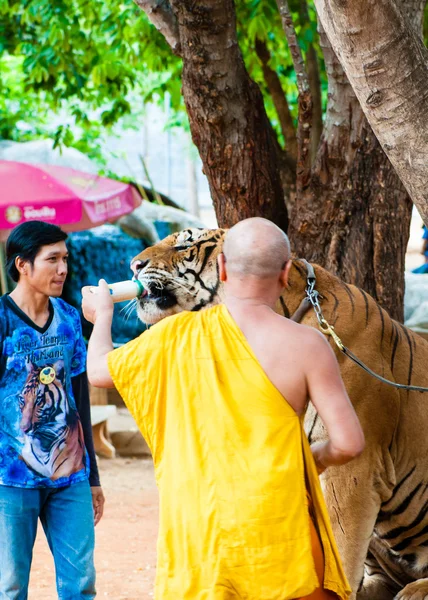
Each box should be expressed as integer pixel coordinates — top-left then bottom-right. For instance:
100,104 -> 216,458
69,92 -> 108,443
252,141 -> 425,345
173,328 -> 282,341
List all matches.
299,0 -> 323,160
306,44 -> 322,159
276,0 -> 312,191
134,0 -> 181,55
255,39 -> 297,162
276,0 -> 310,95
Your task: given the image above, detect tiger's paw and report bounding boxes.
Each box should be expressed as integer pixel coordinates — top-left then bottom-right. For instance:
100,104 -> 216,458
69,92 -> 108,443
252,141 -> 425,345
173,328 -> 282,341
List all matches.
395,579 -> 428,600
357,575 -> 396,600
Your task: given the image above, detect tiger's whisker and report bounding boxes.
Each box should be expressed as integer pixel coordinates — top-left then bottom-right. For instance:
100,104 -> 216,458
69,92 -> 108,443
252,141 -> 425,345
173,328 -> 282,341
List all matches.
121,301 -> 137,321
119,299 -> 137,315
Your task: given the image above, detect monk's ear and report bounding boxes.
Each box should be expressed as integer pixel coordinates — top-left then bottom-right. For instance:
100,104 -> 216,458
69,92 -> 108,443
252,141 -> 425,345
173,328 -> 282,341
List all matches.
279,260 -> 292,288
218,254 -> 227,282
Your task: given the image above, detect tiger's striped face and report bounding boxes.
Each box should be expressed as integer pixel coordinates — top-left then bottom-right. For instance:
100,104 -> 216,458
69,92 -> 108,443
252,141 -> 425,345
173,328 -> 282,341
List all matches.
131,228 -> 226,325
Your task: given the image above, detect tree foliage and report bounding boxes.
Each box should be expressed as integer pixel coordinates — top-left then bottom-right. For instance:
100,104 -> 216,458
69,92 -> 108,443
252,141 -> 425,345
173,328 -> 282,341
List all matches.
0,0 -> 330,161
0,0 -> 182,159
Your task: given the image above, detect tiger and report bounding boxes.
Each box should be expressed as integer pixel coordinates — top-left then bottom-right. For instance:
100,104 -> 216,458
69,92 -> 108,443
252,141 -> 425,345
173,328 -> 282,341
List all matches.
126,227 -> 428,600
18,361 -> 85,481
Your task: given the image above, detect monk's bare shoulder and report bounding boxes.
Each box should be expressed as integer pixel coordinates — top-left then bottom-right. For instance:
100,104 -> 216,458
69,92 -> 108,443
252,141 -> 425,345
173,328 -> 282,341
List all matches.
271,311 -> 331,352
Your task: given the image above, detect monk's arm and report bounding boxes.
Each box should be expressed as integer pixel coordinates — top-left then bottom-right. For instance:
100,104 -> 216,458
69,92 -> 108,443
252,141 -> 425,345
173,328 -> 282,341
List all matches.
306,332 -> 365,472
82,280 -> 115,388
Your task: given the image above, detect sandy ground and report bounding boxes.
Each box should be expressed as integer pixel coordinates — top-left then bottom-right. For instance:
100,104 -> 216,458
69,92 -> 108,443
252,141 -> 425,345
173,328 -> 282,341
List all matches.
29,457 -> 158,599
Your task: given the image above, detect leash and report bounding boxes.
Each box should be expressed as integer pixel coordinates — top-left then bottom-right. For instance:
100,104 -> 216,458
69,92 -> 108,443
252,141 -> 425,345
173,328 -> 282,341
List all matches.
300,259 -> 428,393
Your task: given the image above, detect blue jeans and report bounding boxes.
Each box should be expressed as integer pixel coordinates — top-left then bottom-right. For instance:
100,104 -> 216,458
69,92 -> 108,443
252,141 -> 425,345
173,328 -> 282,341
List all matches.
0,481 -> 96,599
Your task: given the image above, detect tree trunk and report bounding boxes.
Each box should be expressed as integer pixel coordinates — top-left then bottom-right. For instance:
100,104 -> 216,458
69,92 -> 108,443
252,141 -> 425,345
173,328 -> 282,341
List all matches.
313,0 -> 428,226
168,0 -> 288,232
289,22 -> 413,322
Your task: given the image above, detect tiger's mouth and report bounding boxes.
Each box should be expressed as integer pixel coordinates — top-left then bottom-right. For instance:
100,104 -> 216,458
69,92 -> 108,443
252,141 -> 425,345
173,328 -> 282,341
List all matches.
138,282 -> 177,310
135,282 -> 179,324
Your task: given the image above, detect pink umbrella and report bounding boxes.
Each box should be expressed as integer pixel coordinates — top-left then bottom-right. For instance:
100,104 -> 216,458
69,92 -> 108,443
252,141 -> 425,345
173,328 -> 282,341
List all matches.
0,160 -> 141,239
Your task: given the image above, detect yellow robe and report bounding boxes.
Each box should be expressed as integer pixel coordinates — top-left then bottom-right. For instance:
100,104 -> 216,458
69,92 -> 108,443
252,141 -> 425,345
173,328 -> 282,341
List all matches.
107,304 -> 351,600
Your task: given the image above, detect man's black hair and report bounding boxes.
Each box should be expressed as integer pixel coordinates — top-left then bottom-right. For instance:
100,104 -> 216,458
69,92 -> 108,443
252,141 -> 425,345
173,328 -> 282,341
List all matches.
6,221 -> 68,282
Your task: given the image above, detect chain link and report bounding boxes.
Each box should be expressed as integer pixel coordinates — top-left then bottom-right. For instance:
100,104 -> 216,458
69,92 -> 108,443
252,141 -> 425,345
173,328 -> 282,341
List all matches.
305,280 -> 323,326
305,279 -> 344,351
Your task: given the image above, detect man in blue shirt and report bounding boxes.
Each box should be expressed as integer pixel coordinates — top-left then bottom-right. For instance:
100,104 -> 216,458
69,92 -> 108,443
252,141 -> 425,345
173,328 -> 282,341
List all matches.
0,221 -> 103,599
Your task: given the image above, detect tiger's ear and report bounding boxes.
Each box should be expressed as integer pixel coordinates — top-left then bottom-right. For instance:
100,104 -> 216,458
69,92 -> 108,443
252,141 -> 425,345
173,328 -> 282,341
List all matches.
218,253 -> 227,282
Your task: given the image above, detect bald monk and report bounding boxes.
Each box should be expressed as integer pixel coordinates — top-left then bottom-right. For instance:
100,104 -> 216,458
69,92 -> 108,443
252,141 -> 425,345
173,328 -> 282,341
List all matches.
82,217 -> 364,600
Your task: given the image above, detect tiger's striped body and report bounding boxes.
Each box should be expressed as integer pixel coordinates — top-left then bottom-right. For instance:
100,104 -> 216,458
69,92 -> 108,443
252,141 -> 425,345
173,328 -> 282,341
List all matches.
19,362 -> 85,481
130,228 -> 428,599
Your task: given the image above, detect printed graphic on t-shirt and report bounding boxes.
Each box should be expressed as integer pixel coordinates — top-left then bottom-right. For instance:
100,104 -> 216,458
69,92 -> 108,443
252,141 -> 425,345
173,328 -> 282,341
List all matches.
16,360 -> 85,480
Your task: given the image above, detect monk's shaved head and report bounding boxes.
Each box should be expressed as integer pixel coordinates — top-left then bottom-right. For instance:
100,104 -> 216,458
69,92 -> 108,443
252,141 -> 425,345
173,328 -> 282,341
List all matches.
223,218 -> 291,278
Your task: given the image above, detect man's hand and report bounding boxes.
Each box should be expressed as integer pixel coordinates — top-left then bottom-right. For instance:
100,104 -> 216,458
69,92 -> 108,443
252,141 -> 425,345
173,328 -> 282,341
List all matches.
82,279 -> 115,388
82,279 -> 113,325
91,486 -> 105,526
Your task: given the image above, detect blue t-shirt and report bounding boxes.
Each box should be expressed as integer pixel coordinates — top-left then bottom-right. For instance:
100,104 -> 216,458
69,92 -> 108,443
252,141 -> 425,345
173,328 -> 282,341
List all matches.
0,295 -> 89,488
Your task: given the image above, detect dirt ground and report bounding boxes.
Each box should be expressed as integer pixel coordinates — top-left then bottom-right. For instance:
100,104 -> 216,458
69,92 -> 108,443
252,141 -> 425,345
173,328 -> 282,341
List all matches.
29,457 -> 159,599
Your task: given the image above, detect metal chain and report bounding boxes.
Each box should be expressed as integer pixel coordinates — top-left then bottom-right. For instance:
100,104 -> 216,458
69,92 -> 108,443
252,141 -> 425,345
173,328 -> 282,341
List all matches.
301,261 -> 428,393
305,278 -> 345,351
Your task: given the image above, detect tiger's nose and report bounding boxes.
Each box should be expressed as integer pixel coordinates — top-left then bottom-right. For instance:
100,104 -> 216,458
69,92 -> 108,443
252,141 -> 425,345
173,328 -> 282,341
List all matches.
131,259 -> 149,276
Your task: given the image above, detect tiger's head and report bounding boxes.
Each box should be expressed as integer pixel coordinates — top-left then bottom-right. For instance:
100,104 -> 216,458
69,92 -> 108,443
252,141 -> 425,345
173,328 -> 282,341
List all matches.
131,228 -> 226,325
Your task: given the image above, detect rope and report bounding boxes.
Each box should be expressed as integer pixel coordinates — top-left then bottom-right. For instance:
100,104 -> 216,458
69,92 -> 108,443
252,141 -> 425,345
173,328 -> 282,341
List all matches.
341,346 -> 428,393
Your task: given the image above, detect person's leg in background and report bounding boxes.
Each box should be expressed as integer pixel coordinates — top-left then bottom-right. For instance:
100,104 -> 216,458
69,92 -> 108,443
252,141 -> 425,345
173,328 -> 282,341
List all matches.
40,480 -> 96,600
0,486 -> 41,600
